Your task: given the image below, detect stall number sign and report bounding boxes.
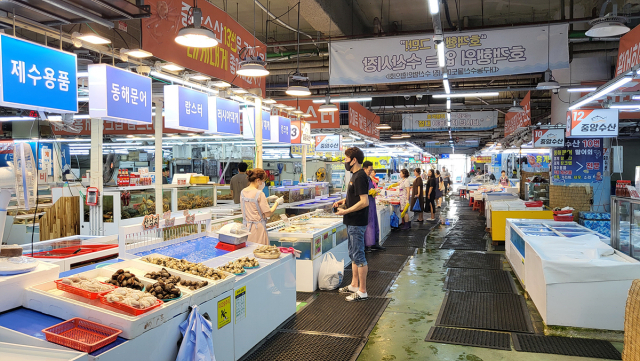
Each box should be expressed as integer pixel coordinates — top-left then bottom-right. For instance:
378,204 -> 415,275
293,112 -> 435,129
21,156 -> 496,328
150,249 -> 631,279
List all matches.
142,214 -> 160,230
315,135 -> 341,152
217,296 -> 231,329
0,34 -> 77,113
533,128 -> 565,147
567,109 -> 618,137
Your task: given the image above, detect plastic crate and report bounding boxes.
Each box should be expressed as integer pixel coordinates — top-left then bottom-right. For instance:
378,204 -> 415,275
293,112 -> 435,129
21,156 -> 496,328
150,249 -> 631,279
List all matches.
553,209 -> 574,215
525,201 -> 544,207
554,215 -> 574,221
42,317 -> 122,353
54,279 -> 117,300
98,293 -> 163,316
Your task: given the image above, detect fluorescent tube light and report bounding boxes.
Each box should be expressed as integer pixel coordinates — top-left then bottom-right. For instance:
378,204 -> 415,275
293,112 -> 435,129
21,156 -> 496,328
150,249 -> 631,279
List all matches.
160,63 -> 184,72
433,92 -> 500,98
568,76 -> 634,110
443,79 -> 450,94
567,87 -> 597,93
428,0 -> 439,14
312,97 -> 372,103
437,42 -> 445,67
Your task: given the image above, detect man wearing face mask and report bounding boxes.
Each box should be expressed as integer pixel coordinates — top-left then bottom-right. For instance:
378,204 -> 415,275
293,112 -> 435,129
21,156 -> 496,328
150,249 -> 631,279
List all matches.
333,147 -> 370,301
240,168 -> 283,245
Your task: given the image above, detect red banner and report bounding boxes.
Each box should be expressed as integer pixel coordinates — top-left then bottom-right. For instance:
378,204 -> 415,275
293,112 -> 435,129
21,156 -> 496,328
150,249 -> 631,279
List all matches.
348,102 -> 380,139
504,91 -> 531,136
50,119 -> 186,136
616,25 -> 640,76
276,100 -> 340,129
142,0 -> 266,95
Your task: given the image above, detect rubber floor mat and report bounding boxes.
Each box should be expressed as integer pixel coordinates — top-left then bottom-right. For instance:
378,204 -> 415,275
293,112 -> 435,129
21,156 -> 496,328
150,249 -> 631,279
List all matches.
512,334 -> 622,360
444,268 -> 517,294
382,236 -> 426,248
436,291 -> 534,333
365,253 -> 411,273
425,326 -> 511,351
241,331 -> 366,361
322,270 -> 397,297
297,292 -> 314,302
440,237 -> 487,251
380,247 -> 417,256
445,252 -> 502,269
281,293 -> 390,336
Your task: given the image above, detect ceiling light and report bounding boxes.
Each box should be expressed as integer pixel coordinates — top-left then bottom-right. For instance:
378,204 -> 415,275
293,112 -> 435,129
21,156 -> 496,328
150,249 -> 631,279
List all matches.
286,85 -> 311,97
292,110 -> 304,115
319,103 -> 338,112
283,106 -> 295,111
567,87 -> 597,93
537,69 -> 560,90
443,79 -> 450,94
433,92 -> 499,98
446,99 -> 451,110
569,75 -> 633,110
211,81 -> 231,88
376,124 -> 391,130
175,7 -> 218,48
263,98 -> 276,104
72,32 -> 111,45
161,63 -> 184,72
428,0 -> 439,14
286,72 -> 311,97
586,16 -> 629,37
312,97 -> 372,103
390,135 -> 403,139
237,61 -> 269,77
508,99 -> 525,113
301,113 -> 312,118
609,102 -> 640,109
401,134 -> 411,138
437,42 -> 445,67
121,49 -> 153,58
274,104 -> 287,108
189,74 -> 210,81
231,88 -> 248,94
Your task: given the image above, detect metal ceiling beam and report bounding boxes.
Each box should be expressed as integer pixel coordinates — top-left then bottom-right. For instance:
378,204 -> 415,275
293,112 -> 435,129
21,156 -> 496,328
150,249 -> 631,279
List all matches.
39,0 -> 114,28
3,0 -> 71,25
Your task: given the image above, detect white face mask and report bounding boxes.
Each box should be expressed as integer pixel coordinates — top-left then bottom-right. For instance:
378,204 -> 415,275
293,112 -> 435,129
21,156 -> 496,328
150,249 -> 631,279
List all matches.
258,181 -> 265,191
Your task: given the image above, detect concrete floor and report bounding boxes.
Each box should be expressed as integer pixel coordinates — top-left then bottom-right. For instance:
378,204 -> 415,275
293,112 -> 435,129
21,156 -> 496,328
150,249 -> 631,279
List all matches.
357,199 -> 624,361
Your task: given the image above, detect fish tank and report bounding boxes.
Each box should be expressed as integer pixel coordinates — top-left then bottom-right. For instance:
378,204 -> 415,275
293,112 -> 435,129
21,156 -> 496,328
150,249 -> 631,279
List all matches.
285,201 -> 334,215
269,237 -> 312,260
214,184 -> 233,203
269,185 -> 315,203
299,182 -> 330,197
177,186 -> 214,210
83,194 -> 115,223
121,190 -> 172,219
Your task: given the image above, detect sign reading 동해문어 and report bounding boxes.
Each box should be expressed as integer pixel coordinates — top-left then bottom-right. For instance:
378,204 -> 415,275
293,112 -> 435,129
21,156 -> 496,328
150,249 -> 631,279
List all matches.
330,24 -> 569,86
533,128 -> 565,147
402,111 -> 497,132
0,34 -> 77,113
164,85 -> 209,132
566,109 -> 618,138
88,64 -> 152,124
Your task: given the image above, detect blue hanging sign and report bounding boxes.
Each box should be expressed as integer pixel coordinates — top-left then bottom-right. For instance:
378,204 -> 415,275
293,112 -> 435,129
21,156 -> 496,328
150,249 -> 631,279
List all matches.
0,34 -> 77,113
208,96 -> 241,135
88,64 -> 152,124
552,138 -> 604,184
164,85 -> 209,131
270,116 -> 291,144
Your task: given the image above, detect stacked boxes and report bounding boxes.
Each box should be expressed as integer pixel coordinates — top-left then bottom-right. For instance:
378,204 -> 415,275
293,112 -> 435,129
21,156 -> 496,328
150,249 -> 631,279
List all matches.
579,212 -> 611,237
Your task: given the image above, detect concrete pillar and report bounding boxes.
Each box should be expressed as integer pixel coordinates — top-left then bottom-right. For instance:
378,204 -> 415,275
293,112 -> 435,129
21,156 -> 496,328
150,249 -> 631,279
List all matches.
255,98 -> 263,169
154,100 -> 164,215
89,118 -> 103,236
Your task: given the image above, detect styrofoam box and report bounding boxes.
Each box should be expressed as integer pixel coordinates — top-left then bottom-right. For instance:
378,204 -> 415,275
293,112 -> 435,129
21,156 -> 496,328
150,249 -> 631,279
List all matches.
0,261 -> 59,313
24,268 -> 190,339
111,258 -> 235,306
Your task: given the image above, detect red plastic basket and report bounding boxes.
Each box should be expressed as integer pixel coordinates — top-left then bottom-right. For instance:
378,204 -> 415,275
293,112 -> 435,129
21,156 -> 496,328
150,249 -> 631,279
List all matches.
554,215 -> 574,221
55,279 -> 117,300
98,293 -> 163,316
525,201 -> 544,207
28,248 -> 94,259
553,209 -> 574,215
42,317 -> 122,353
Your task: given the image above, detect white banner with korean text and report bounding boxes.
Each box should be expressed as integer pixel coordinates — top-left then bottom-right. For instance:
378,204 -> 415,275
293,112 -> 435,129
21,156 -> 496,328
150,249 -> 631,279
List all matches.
402,111 -> 498,132
330,24 -> 569,85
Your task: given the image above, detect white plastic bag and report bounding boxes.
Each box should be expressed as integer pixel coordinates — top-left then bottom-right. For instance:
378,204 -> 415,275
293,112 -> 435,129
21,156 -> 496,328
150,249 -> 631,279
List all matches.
318,252 -> 344,290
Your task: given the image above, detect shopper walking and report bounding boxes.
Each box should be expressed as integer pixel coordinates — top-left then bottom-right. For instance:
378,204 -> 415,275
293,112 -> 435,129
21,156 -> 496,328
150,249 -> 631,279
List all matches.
441,167 -> 451,194
230,162 -> 249,204
435,170 -> 444,208
397,169 -> 412,230
412,168 -> 424,222
240,168 -> 283,245
363,161 -> 385,252
426,169 -> 437,221
499,170 -> 509,186
333,147 -> 370,301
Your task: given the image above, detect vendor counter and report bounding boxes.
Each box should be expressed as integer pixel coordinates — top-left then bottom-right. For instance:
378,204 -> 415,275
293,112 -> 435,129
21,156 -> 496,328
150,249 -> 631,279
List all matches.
505,219 -> 639,331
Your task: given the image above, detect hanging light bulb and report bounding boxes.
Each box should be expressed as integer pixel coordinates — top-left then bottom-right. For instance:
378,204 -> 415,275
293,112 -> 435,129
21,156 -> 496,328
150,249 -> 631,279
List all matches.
319,95 -> 338,112
175,5 -> 218,48
286,72 -> 311,96
237,47 -> 269,77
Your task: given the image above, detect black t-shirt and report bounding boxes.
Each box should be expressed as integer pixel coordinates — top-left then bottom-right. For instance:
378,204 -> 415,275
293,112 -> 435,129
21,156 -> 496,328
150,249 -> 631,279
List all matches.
427,177 -> 437,199
343,169 -> 369,226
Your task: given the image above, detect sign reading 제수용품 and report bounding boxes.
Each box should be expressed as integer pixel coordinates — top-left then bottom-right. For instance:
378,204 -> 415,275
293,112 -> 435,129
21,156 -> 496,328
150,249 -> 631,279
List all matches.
0,34 -> 77,113
164,85 -> 209,132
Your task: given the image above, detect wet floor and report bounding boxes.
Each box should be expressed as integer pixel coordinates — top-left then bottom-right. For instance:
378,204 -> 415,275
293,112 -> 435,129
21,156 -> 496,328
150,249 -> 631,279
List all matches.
357,196 -> 624,361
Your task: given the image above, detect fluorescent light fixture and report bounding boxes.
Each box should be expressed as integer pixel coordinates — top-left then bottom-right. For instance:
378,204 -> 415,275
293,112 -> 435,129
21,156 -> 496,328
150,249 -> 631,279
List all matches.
212,81 -> 231,88
0,116 -> 35,121
609,102 -> 640,109
189,74 -> 210,81
78,96 -> 89,102
237,62 -> 269,77
567,87 -> 597,93
428,0 -> 439,14
285,85 -> 311,97
376,124 -> 391,130
401,134 -> 411,138
263,98 -> 276,104
437,42 -> 445,67
433,92 -> 499,98
77,71 -> 88,78
443,79 -> 450,94
74,32 -> 111,45
121,49 -> 153,58
161,63 -> 184,72
231,88 -> 248,94
446,99 -> 451,110
150,71 -> 218,95
312,97 -> 372,103
390,135 -> 403,139
568,75 -> 634,110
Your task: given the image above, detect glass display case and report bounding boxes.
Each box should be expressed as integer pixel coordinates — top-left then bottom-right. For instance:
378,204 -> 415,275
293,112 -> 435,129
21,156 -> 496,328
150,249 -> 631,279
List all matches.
611,196 -> 640,260
299,182 -> 330,197
121,189 -> 172,219
268,185 -> 315,203
525,182 -> 549,207
285,201 -> 333,215
214,184 -> 233,204
177,186 -> 214,210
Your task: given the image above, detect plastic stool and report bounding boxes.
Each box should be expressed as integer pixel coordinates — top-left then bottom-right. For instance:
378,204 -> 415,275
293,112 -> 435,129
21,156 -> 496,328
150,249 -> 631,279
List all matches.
459,189 -> 465,197
473,199 -> 483,212
469,196 -> 474,207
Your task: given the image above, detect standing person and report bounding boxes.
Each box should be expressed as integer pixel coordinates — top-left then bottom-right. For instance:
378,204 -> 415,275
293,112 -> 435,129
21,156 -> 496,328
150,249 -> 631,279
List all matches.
230,162 -> 249,204
363,161 -> 385,252
412,168 -> 424,222
426,169 -> 437,221
240,168 -> 283,244
435,170 -> 444,208
333,147 -> 370,302
396,169 -> 412,230
441,167 -> 451,194
162,168 -> 170,185
499,170 -> 509,186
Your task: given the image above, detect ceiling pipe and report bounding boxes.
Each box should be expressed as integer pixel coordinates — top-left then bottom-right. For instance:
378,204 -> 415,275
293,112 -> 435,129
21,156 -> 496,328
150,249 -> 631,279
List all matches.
39,0 -> 115,28
253,0 -> 314,40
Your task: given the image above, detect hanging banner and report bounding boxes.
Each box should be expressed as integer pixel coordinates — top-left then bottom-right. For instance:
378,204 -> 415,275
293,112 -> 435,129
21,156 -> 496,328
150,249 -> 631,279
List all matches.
402,111 -> 497,132
89,64 -> 152,124
566,109 -> 618,138
522,153 -> 551,171
552,138 -> 604,184
471,156 -> 491,163
270,116 -> 291,144
0,34 -> 77,113
164,85 -> 209,131
330,24 -> 569,86
504,91 -> 531,136
616,24 -> 640,76
141,0 -> 265,94
277,100 -> 340,129
315,135 -> 341,152
241,108 -> 270,141
348,102 -> 380,139
51,119 -> 188,136
208,97 -> 241,135
533,128 -> 565,147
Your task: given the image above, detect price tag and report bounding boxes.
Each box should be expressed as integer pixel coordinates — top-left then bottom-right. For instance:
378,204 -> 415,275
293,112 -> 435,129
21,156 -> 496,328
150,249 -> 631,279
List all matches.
164,217 -> 175,228
299,189 -> 304,195
163,211 -> 172,220
142,214 -> 160,230
332,228 -> 336,233
186,214 -> 195,224
183,210 -> 189,217
627,185 -> 640,199
279,214 -> 290,227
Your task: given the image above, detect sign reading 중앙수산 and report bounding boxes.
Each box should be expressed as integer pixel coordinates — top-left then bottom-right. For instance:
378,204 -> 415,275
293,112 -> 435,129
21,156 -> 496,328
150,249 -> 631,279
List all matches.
402,111 -> 497,132
330,24 -> 569,86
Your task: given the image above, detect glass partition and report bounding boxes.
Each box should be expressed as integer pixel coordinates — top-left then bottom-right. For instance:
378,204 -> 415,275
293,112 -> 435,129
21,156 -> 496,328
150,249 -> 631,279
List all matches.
611,196 -> 638,260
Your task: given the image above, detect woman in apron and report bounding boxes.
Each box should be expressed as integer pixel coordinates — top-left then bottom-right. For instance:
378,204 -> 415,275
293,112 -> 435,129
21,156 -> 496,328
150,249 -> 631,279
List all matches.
240,168 -> 283,245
